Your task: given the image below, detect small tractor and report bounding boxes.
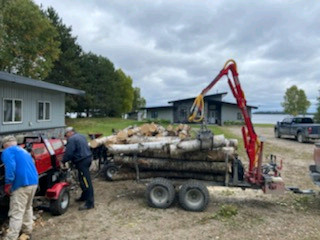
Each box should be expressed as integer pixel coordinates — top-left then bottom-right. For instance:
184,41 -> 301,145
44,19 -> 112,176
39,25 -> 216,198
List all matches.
0,134 -> 72,221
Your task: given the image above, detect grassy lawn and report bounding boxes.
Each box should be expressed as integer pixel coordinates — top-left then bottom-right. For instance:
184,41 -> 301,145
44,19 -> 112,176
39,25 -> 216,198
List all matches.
66,118 -> 143,136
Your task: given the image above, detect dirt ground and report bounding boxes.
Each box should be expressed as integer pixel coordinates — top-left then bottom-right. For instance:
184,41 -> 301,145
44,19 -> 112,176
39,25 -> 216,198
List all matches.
31,126 -> 320,240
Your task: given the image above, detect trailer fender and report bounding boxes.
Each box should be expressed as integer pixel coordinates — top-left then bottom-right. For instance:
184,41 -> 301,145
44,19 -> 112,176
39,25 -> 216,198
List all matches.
46,182 -> 69,200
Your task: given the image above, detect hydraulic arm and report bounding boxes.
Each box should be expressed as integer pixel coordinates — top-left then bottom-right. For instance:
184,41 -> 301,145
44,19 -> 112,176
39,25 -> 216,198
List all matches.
189,59 -> 263,184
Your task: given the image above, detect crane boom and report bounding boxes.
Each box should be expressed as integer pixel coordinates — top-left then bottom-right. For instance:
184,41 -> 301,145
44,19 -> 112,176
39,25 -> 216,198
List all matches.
189,59 -> 262,184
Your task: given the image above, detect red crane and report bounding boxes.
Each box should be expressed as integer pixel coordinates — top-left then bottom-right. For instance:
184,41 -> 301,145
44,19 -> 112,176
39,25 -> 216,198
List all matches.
189,59 -> 270,186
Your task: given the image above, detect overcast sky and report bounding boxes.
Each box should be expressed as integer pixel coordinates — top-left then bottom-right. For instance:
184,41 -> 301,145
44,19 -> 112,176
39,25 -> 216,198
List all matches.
34,0 -> 320,112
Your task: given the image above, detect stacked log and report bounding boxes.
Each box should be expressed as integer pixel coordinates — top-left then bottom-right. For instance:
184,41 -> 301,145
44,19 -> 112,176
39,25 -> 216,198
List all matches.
89,123 -> 192,148
90,123 -> 238,182
107,136 -> 237,182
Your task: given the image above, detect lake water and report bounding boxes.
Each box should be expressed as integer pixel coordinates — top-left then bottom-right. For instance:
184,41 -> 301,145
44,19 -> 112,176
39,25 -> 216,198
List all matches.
251,114 -> 314,124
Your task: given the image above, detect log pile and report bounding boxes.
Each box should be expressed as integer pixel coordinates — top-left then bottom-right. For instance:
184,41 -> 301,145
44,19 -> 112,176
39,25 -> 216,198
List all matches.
89,123 -> 192,148
92,123 -> 238,182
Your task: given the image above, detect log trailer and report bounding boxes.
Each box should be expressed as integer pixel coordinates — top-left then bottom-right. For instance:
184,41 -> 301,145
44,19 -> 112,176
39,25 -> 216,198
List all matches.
104,59 -> 285,212
0,135 -> 72,221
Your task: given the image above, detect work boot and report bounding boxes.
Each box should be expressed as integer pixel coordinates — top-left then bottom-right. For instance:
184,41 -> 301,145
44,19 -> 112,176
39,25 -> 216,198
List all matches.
75,197 -> 85,202
78,204 -> 94,211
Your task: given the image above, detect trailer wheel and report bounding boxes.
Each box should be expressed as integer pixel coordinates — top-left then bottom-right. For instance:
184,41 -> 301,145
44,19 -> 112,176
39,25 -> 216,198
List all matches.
146,178 -> 175,209
178,180 -> 209,212
103,163 -> 119,181
50,187 -> 70,215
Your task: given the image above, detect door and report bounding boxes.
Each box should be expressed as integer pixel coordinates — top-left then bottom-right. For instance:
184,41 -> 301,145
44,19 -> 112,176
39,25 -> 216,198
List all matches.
208,110 -> 217,124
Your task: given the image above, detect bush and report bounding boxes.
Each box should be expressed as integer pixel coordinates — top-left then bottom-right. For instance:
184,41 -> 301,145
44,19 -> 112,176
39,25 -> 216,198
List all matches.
223,121 -> 244,126
144,118 -> 171,125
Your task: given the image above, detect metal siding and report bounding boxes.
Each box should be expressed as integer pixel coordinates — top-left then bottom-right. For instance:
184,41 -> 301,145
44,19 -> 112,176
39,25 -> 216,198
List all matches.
0,82 -> 65,133
158,108 -> 173,123
221,104 -> 243,124
147,108 -> 173,123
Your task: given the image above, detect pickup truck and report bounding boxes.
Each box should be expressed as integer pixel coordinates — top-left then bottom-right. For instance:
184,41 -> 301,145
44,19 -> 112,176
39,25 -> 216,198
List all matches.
274,117 -> 320,143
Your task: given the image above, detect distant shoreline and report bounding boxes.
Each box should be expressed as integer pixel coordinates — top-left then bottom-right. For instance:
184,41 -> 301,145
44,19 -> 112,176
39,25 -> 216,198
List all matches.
253,112 -> 315,115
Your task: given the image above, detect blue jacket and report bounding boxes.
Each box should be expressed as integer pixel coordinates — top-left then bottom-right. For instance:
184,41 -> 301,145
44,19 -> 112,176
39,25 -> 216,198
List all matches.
2,145 -> 38,192
63,133 -> 92,164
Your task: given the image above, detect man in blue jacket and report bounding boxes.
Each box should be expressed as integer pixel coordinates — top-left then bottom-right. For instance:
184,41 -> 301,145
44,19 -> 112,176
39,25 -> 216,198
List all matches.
62,127 -> 94,210
1,136 -> 38,240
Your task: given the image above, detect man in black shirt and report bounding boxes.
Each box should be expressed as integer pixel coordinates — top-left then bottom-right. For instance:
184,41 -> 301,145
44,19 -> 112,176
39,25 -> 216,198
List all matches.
62,127 -> 94,210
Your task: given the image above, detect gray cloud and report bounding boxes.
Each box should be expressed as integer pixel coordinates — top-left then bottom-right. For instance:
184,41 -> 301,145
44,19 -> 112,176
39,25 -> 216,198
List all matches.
34,0 -> 320,111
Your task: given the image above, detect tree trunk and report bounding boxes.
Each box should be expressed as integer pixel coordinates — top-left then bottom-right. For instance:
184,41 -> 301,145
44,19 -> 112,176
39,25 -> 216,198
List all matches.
134,147 -> 235,162
113,156 -> 229,174
108,135 -> 230,154
89,135 -> 117,148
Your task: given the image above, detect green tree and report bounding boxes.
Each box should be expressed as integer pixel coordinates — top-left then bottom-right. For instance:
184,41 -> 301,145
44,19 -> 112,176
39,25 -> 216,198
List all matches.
282,85 -> 311,116
78,53 -> 121,117
0,0 -> 60,79
43,7 -> 83,112
132,87 -> 146,111
314,91 -> 320,123
115,69 -> 134,114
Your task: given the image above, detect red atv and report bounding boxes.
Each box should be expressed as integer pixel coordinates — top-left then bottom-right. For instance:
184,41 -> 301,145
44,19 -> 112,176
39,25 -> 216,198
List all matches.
0,134 -> 71,220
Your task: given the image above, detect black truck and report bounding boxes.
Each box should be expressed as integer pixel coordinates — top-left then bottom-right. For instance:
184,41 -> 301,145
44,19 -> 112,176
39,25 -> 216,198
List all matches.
274,117 -> 320,143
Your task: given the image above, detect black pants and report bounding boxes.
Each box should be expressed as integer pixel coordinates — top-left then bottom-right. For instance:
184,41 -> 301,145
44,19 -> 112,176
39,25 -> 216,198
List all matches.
76,157 -> 94,207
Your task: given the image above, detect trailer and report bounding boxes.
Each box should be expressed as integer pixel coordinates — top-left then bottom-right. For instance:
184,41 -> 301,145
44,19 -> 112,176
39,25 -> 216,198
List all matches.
102,60 -> 286,211
103,128 -> 285,212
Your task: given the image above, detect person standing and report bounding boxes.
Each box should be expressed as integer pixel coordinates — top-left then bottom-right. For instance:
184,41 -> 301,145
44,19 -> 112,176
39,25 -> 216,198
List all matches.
1,136 -> 38,240
62,127 -> 94,210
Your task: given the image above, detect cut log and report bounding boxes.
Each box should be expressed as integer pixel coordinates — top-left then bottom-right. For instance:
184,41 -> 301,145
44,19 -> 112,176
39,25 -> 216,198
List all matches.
110,170 -> 226,182
166,125 -> 174,132
108,135 -> 228,154
127,127 -> 141,137
126,136 -> 180,144
90,135 -> 117,148
113,156 -> 229,174
226,139 -> 238,148
168,135 -> 226,155
108,139 -> 181,154
178,130 -> 189,140
116,130 -> 128,141
134,147 -> 235,162
140,123 -> 158,135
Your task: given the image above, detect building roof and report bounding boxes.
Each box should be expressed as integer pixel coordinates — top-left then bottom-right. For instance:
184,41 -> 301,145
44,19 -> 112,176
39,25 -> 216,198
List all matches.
141,105 -> 173,110
210,100 -> 258,109
168,92 -> 227,103
0,71 -> 85,95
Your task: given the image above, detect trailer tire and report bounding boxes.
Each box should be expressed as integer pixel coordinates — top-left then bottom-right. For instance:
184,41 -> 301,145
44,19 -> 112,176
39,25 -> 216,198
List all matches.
178,180 -> 209,212
103,163 -> 119,181
146,178 -> 175,209
50,187 -> 70,216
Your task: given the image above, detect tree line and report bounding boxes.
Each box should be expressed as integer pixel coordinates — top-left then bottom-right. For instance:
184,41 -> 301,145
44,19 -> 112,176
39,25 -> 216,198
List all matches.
0,0 -> 145,117
282,85 -> 320,122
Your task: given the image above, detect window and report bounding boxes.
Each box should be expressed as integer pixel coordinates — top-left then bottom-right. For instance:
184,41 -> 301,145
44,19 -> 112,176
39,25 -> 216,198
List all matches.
151,111 -> 158,119
3,99 -> 22,123
38,101 -> 50,121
